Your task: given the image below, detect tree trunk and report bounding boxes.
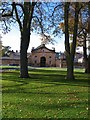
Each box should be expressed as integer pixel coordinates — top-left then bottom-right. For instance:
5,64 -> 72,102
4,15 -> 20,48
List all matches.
87,2 -> 90,73
66,56 -> 74,80
20,2 -> 34,78
64,2 -> 73,80
83,34 -> 88,73
20,32 -> 30,78
19,2 -> 36,78
64,2 -> 79,80
87,55 -> 90,73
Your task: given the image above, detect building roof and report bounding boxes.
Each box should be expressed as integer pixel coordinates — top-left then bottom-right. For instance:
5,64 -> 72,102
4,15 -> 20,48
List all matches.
1,56 -> 20,60
31,44 -> 55,52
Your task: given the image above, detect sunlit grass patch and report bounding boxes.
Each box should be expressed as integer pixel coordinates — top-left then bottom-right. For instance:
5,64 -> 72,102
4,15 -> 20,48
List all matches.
1,68 -> 89,119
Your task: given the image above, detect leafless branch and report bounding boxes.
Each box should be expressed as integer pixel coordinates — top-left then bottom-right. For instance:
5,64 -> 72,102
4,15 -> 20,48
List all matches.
13,2 -> 22,31
14,3 -> 24,13
33,15 -> 43,34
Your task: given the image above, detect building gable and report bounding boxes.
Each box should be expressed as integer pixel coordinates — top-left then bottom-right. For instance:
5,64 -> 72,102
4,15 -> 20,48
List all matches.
31,44 -> 55,53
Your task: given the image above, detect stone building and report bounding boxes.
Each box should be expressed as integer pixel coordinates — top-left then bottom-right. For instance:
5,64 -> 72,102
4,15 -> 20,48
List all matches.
1,44 -> 84,68
0,50 -> 20,66
28,44 -> 57,67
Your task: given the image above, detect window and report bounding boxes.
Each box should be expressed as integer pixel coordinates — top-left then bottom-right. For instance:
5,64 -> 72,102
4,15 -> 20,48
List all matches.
49,56 -> 51,58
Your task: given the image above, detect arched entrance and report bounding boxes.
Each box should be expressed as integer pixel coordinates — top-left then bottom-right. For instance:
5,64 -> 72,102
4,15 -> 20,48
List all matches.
40,57 -> 46,67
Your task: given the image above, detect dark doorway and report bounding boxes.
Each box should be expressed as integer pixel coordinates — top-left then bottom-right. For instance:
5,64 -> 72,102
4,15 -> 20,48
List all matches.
40,57 -> 46,67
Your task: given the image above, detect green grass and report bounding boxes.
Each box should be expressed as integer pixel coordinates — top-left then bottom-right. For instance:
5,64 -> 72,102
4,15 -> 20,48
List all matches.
0,65 -> 19,69
1,68 -> 90,119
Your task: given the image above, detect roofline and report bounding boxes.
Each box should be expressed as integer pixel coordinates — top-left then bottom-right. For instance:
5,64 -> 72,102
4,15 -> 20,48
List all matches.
32,45 -> 55,53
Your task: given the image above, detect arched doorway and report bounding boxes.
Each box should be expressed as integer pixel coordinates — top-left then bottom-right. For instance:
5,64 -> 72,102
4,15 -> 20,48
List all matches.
40,57 -> 46,67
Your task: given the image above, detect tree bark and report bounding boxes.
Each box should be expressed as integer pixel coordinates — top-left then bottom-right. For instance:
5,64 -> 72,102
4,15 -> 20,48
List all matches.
20,32 -> 30,78
66,56 -> 74,79
83,33 -> 88,73
87,2 -> 90,73
20,2 -> 35,78
64,2 -> 79,80
87,55 -> 90,73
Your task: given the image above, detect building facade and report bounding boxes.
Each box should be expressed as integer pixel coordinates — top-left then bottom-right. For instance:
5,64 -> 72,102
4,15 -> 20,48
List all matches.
1,44 -> 84,68
0,50 -> 20,66
28,44 -> 57,67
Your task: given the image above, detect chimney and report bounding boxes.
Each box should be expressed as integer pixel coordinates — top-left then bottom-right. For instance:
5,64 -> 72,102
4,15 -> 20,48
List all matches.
32,47 -> 34,51
16,50 -> 18,53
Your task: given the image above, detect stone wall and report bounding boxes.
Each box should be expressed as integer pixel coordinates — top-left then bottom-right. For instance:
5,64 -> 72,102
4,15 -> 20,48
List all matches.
1,58 -> 20,65
28,48 -> 56,67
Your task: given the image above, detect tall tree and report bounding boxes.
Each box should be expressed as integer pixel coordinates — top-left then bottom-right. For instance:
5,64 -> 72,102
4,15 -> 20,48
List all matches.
79,2 -> 90,73
59,3 -> 89,74
19,2 -> 36,78
0,34 -> 2,57
1,2 -> 36,78
87,2 -> 90,73
1,2 -> 57,78
76,3 -> 89,73
64,2 -> 79,79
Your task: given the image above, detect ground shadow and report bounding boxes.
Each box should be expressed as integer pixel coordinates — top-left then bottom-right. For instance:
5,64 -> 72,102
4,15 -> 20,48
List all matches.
2,69 -> 89,94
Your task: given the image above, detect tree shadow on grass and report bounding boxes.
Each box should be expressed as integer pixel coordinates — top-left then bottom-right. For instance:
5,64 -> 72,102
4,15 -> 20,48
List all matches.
2,69 -> 89,119
2,77 -> 89,94
2,69 -> 89,94
2,87 -> 87,97
2,73 -> 89,91
30,73 -> 89,87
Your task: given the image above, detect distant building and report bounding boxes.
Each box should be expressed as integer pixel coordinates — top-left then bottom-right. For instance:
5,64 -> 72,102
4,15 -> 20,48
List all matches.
0,50 -> 20,66
1,44 -> 84,68
74,52 -> 84,68
28,44 -> 57,67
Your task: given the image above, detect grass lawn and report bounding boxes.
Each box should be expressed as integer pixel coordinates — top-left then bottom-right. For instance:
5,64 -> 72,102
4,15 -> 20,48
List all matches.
0,68 -> 90,119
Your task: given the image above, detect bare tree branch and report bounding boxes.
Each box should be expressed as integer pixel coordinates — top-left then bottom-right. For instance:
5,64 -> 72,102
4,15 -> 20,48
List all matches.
13,2 -> 23,31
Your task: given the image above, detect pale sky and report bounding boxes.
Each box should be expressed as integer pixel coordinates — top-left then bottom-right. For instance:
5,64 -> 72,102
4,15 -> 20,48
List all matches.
0,26 -> 65,53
